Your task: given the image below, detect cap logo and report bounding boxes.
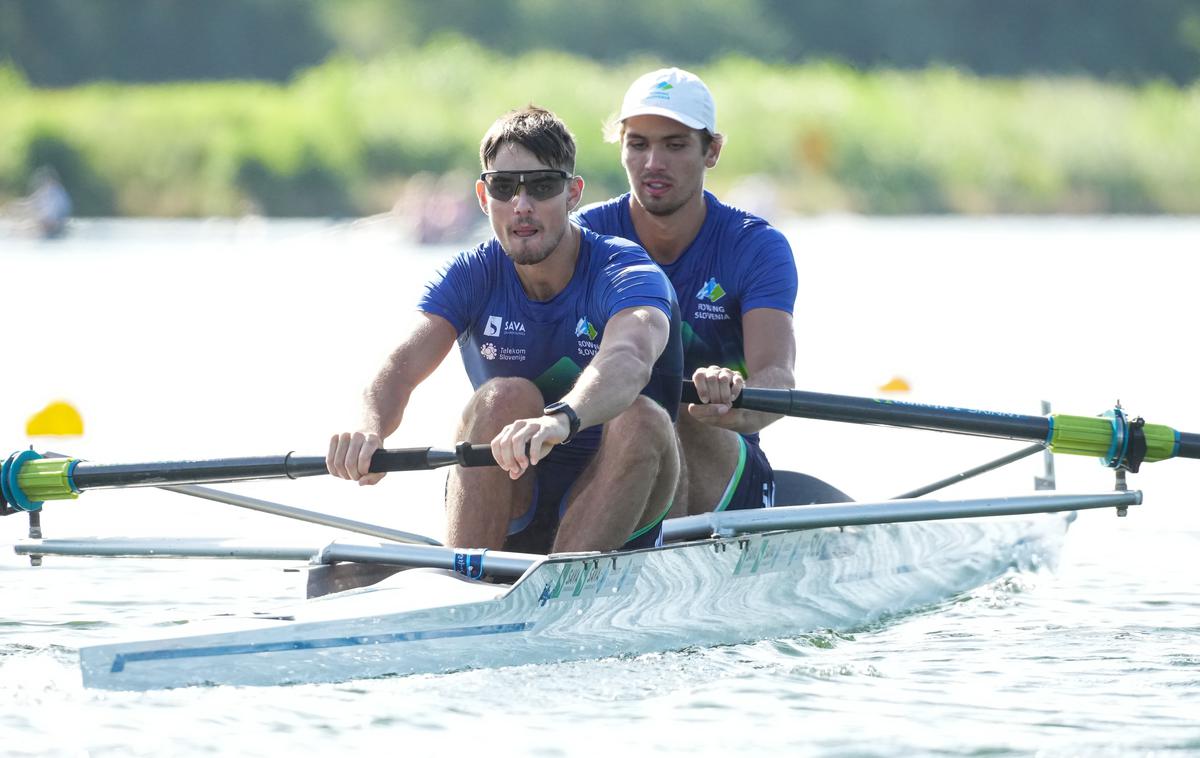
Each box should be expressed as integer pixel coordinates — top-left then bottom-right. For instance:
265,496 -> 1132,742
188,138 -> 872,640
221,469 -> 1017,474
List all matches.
646,79 -> 673,101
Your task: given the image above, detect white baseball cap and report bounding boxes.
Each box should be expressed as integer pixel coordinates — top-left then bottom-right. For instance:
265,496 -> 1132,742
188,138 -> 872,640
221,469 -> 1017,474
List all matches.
616,67 -> 717,134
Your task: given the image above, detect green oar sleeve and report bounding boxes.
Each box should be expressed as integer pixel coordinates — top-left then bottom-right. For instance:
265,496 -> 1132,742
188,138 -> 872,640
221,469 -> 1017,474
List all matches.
1048,414 -> 1178,463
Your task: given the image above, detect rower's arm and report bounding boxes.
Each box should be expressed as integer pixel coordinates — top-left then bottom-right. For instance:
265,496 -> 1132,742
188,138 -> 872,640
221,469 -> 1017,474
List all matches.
489,305 -> 669,478
561,305 -> 670,430
361,312 -> 458,437
690,307 -> 795,434
327,312 -> 456,483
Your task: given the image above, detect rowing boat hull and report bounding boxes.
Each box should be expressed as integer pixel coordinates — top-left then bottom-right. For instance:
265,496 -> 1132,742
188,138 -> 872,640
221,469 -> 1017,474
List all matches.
79,513 -> 1070,690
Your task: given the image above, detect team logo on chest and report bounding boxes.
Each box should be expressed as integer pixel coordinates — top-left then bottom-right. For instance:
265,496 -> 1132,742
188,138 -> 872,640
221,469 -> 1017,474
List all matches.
694,277 -> 731,321
574,317 -> 598,341
696,277 -> 726,303
574,316 -> 600,357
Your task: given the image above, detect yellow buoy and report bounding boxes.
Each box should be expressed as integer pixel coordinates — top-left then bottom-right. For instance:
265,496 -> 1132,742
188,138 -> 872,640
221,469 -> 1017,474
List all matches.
26,401 -> 85,437
878,376 -> 911,393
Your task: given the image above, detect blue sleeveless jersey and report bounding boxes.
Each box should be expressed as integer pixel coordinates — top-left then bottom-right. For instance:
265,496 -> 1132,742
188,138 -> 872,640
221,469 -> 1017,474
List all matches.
418,228 -> 683,452
575,191 -> 797,379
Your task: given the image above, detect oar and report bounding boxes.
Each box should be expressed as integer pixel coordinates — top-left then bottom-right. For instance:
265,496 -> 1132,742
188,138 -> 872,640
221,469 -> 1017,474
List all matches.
1,443 -> 497,513
682,380 -> 1200,472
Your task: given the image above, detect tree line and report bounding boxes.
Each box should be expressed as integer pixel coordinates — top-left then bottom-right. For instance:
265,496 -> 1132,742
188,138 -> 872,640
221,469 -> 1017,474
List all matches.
2,0 -> 1198,86
5,48 -> 1197,217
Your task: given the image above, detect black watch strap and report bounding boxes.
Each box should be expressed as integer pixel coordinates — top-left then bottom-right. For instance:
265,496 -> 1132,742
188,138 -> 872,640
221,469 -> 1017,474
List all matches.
543,401 -> 581,443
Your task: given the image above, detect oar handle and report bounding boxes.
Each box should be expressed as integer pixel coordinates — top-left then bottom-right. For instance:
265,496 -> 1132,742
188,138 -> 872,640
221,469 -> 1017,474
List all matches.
681,380 -> 744,409
369,443 -> 496,472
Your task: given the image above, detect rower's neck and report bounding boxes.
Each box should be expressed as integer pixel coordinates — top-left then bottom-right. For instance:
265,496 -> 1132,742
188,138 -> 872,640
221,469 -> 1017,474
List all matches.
514,224 -> 582,301
629,191 -> 708,266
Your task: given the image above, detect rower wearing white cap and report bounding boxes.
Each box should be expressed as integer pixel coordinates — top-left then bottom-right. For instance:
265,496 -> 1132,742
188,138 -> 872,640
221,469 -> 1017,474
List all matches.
577,67 -> 847,515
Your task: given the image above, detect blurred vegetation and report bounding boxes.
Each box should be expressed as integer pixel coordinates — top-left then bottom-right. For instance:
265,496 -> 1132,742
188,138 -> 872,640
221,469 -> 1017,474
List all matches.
4,0 -> 1199,85
0,0 -> 333,85
2,40 -> 1197,217
2,0 -> 1198,216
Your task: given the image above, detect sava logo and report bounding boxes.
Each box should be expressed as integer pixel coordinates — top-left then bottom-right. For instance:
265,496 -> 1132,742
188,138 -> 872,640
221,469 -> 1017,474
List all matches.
485,314 -> 525,336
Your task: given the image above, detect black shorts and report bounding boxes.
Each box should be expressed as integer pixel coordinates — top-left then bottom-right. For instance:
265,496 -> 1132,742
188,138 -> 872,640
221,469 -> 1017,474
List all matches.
503,441 -> 669,553
713,435 -> 775,511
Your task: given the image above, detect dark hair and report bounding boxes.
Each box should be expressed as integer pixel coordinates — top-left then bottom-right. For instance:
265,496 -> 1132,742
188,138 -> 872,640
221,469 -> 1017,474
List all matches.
480,106 -> 576,173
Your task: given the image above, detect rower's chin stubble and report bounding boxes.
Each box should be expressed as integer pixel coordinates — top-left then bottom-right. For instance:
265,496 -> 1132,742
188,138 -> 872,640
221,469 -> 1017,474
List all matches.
506,229 -> 563,265
636,187 -> 691,218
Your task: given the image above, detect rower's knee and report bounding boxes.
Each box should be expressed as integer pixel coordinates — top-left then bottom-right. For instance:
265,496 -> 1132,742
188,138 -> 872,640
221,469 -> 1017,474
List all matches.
607,396 -> 675,449
459,377 -> 542,437
606,397 -> 681,508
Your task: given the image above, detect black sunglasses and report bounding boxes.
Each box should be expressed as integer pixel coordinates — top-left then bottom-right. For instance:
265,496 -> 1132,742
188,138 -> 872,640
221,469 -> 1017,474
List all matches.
480,169 -> 572,202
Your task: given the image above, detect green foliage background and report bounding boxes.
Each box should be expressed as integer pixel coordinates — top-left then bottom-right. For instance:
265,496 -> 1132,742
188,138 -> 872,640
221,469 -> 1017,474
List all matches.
2,39 -> 1198,216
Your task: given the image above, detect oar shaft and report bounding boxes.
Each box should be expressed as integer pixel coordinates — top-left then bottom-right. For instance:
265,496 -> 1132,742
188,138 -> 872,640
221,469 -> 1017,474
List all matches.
682,381 -> 1197,466
1179,433 -> 1200,459
71,454 -> 329,489
682,382 -> 1049,442
71,444 -> 498,490
3,444 -> 497,511
740,386 -> 1050,441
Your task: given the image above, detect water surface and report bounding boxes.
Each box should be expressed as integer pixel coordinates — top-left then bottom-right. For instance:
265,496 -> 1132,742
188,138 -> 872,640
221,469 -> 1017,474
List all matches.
1,217 -> 1197,756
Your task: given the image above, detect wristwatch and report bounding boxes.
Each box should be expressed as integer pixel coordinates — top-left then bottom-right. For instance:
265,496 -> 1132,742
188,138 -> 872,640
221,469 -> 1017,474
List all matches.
543,401 -> 581,443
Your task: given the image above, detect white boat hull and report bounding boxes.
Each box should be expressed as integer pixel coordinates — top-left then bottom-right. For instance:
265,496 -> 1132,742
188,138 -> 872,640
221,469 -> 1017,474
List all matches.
79,513 -> 1071,690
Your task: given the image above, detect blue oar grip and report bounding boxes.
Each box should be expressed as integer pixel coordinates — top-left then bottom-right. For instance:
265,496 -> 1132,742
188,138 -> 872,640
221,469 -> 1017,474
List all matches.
2,450 -> 45,512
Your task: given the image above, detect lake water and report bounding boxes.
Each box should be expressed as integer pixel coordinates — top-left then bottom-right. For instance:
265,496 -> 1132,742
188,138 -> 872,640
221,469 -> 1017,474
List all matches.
1,216 -> 1198,756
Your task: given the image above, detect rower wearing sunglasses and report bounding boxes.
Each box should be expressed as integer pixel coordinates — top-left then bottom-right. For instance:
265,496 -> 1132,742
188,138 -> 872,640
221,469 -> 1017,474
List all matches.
328,106 -> 683,554
577,68 -> 851,517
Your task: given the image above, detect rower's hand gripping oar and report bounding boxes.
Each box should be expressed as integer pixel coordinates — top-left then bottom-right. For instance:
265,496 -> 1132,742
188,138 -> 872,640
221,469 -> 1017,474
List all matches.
0,443 -> 497,514
682,380 -> 1200,472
